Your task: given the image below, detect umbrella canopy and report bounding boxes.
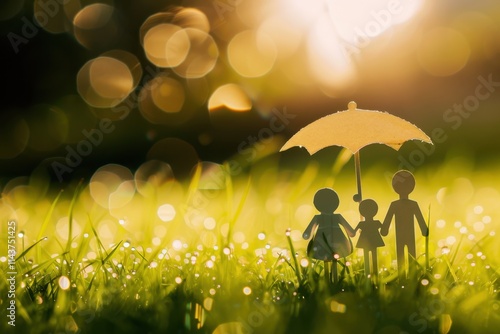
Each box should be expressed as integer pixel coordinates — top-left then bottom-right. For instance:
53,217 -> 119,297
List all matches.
281,101 -> 432,154
280,101 -> 433,201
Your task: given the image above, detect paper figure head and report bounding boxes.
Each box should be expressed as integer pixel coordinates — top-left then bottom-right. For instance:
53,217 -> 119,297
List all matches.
313,188 -> 339,214
392,170 -> 415,196
359,199 -> 378,219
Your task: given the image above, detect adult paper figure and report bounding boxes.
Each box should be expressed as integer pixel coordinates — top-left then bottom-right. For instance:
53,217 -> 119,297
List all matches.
381,170 -> 428,279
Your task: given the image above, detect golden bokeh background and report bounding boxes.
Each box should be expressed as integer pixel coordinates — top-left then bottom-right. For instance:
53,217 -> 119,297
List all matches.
0,0 -> 499,182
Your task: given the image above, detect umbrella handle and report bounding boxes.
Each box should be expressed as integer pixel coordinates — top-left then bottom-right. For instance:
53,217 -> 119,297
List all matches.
353,151 -> 362,202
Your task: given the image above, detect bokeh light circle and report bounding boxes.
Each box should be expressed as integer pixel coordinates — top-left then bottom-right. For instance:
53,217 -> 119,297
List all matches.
77,56 -> 135,108
134,160 -> 174,197
208,84 -> 252,112
90,58 -> 133,99
73,4 -> 117,49
418,27 -> 470,77
89,164 -> 135,209
139,74 -> 195,125
151,76 -> 186,113
172,28 -> 219,78
157,204 -> 176,222
228,30 -> 277,78
143,24 -> 190,68
173,7 -> 210,33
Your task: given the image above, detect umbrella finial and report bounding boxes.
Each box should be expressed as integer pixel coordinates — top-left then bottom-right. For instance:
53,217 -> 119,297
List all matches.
348,101 -> 357,111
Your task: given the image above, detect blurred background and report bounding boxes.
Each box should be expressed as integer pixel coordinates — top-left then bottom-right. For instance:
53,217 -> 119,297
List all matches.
0,0 -> 499,185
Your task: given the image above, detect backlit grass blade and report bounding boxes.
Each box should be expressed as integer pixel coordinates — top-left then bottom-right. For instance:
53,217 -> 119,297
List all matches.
426,204 -> 431,271
15,237 -> 48,262
286,230 -> 302,285
225,173 -> 251,245
65,180 -> 84,253
36,189 -> 63,260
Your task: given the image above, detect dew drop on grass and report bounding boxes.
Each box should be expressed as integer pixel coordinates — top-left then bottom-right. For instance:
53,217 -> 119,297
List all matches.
58,276 -> 70,290
172,240 -> 183,251
157,203 -> 176,222
243,287 -> 252,295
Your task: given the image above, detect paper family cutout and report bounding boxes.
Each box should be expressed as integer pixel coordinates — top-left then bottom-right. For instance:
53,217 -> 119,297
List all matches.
302,170 -> 428,280
282,102 -> 433,280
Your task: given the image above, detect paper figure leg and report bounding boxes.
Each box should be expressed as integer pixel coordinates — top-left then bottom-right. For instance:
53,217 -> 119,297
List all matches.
363,250 -> 370,276
397,243 -> 406,279
371,250 -> 378,276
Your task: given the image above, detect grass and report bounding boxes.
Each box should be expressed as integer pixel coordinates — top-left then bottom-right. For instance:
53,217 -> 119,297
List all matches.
1,153 -> 500,333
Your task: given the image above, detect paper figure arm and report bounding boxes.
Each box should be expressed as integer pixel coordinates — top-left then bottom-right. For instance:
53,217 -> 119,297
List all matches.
381,204 -> 395,236
353,222 -> 362,235
340,215 -> 356,238
414,203 -> 428,237
303,216 -> 318,239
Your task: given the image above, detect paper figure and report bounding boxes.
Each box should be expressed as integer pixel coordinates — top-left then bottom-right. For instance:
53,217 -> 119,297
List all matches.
354,199 -> 385,277
381,170 -> 428,278
303,188 -> 355,283
280,101 -> 433,202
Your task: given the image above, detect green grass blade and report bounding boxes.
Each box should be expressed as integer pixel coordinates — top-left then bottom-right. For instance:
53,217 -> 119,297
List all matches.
426,204 -> 431,271
101,240 -> 123,264
37,189 -> 63,242
65,180 -> 84,253
15,237 -> 48,262
286,230 -> 302,284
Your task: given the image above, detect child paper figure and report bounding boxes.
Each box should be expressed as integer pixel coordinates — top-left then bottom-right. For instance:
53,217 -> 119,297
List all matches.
381,170 -> 428,278
303,188 -> 355,283
354,199 -> 385,277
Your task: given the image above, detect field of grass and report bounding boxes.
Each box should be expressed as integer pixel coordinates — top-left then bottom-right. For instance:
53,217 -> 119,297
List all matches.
1,151 -> 499,333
